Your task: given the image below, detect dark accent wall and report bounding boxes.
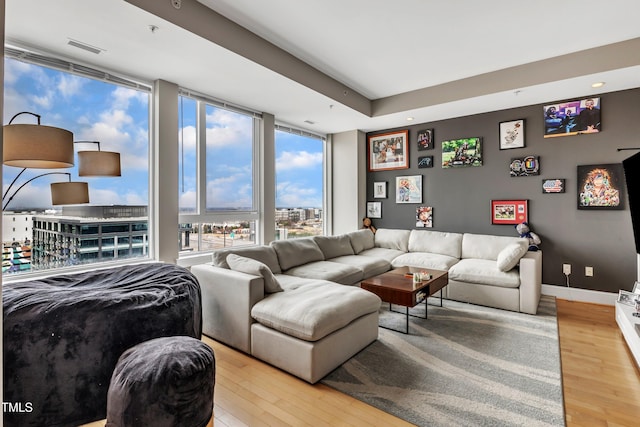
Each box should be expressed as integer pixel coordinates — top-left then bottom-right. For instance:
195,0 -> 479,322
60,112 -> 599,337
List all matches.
366,88 -> 640,293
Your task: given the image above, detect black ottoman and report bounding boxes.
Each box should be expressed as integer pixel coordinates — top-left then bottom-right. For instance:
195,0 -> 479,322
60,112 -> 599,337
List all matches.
106,336 -> 215,427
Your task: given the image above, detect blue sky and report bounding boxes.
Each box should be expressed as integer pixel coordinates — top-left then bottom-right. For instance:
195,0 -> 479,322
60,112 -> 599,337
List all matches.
4,58 -> 324,211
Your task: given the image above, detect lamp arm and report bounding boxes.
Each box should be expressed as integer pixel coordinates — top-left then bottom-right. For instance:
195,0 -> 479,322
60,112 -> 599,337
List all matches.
74,140 -> 102,150
2,167 -> 28,201
3,172 -> 71,211
8,111 -> 41,125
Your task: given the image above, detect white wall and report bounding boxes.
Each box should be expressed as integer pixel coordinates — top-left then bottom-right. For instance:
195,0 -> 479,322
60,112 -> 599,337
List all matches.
331,130 -> 366,235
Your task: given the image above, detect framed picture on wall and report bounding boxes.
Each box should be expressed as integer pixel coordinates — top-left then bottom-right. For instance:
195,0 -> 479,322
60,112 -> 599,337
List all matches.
510,155 -> 540,177
366,201 -> 382,218
418,155 -> 434,168
417,129 -> 434,150
544,97 -> 601,138
499,119 -> 525,150
577,163 -> 624,210
373,181 -> 387,198
416,206 -> 433,228
542,178 -> 566,194
367,130 -> 409,171
491,199 -> 528,225
396,175 -> 422,204
442,137 -> 482,168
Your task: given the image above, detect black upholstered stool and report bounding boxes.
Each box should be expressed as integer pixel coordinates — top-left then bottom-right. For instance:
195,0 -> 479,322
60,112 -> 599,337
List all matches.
106,336 -> 215,427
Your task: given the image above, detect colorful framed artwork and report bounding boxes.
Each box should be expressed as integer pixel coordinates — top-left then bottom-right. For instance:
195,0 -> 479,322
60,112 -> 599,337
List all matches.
510,155 -> 540,177
367,130 -> 409,171
417,129 -> 434,150
544,97 -> 601,138
542,179 -> 566,194
491,199 -> 528,225
366,201 -> 382,218
418,155 -> 434,168
577,163 -> 624,210
396,175 -> 422,204
373,181 -> 387,199
416,206 -> 433,228
442,137 -> 482,168
499,119 -> 525,150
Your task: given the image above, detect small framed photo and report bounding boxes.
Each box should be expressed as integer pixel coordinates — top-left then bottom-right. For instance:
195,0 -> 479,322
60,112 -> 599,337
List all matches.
499,119 -> 525,150
491,199 -> 528,225
542,178 -> 566,194
396,175 -> 423,204
418,155 -> 434,168
617,289 -> 638,306
417,129 -> 434,151
367,130 -> 409,171
367,201 -> 382,218
510,155 -> 540,177
416,206 -> 433,228
633,281 -> 640,294
373,181 -> 387,199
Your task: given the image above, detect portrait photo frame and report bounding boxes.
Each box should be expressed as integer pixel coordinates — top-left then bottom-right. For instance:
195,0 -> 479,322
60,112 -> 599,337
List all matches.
416,206 -> 433,228
544,97 -> 601,138
396,175 -> 422,204
577,163 -> 624,210
367,130 -> 409,171
491,199 -> 528,225
499,119 -> 525,150
617,289 -> 638,307
366,201 -> 382,219
417,128 -> 434,151
373,181 -> 387,199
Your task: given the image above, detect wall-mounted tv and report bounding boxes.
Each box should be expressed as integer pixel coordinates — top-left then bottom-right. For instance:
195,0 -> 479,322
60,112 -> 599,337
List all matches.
623,152 -> 640,253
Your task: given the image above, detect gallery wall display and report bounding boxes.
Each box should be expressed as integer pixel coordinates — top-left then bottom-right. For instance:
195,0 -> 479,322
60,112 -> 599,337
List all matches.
491,199 -> 528,225
510,155 -> 540,177
442,137 -> 482,168
396,175 -> 422,204
367,201 -> 382,218
499,119 -> 525,150
418,156 -> 434,168
577,163 -> 624,210
543,97 -> 601,138
373,181 -> 387,198
416,206 -> 433,228
368,130 -> 409,171
542,179 -> 566,194
417,129 -> 434,150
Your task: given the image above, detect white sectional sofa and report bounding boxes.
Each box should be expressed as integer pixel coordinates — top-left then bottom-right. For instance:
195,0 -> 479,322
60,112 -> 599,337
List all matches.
191,228 -> 542,383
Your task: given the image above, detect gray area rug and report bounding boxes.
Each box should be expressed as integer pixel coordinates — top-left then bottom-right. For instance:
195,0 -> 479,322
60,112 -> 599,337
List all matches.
322,295 -> 564,427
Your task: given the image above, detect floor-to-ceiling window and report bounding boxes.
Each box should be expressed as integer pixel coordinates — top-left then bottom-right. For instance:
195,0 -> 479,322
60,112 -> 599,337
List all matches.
2,50 -> 151,276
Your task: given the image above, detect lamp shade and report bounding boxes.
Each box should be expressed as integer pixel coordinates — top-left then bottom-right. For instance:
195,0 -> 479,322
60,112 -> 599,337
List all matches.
3,124 -> 75,168
78,151 -> 121,176
50,182 -> 89,205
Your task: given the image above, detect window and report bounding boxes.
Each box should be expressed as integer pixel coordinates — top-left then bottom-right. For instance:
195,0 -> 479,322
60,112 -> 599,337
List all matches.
275,127 -> 325,240
178,92 -> 260,254
2,53 -> 150,276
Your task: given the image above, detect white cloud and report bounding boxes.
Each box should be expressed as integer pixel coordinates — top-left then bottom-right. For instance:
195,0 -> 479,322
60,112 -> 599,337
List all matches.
111,86 -> 148,110
57,74 -> 86,98
205,109 -> 253,148
276,151 -> 323,171
206,175 -> 252,208
276,181 -> 322,208
180,125 -> 197,150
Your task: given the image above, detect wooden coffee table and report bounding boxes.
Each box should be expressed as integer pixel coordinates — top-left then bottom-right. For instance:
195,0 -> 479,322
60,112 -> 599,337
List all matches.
361,266 -> 448,334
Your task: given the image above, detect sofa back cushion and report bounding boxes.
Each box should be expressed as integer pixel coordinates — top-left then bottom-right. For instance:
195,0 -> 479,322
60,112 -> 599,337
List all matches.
408,230 -> 463,258
374,228 -> 410,252
313,235 -> 355,259
212,246 -> 282,274
271,238 -> 325,271
346,229 -> 375,254
462,233 -> 529,261
226,253 -> 284,293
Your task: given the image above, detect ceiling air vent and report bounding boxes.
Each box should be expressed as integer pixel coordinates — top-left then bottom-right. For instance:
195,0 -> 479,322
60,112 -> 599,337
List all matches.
67,39 -> 103,55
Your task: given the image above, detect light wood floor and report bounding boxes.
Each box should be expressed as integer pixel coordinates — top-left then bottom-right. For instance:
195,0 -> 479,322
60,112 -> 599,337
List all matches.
84,299 -> 640,427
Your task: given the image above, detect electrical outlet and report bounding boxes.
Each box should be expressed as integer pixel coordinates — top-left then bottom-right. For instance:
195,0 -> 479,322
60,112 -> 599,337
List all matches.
585,266 -> 593,276
563,264 -> 571,275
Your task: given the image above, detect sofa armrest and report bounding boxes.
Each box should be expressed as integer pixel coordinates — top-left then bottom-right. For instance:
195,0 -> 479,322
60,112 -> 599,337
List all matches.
191,264 -> 265,354
518,250 -> 542,314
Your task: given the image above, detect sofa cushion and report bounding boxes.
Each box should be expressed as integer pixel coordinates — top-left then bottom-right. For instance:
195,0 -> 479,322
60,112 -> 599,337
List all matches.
212,246 -> 282,274
226,253 -> 284,293
327,255 -> 391,279
461,233 -> 529,261
391,252 -> 459,271
283,261 -> 363,285
251,282 -> 382,341
449,258 -> 520,288
374,228 -> 410,252
408,229 -> 463,258
314,235 -> 355,259
347,229 -> 375,254
271,238 -> 325,271
358,247 -> 406,263
496,242 -> 529,272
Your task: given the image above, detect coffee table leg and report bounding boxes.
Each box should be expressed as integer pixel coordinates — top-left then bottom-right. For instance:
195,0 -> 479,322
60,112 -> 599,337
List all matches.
405,306 -> 409,334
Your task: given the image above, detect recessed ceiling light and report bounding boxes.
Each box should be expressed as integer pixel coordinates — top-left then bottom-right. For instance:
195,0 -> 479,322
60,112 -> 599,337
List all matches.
592,82 -> 605,88
304,120 -> 316,125
407,117 -> 414,121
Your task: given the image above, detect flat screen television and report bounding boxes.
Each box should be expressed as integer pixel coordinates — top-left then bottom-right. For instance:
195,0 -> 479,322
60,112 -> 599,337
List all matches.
623,152 -> 640,253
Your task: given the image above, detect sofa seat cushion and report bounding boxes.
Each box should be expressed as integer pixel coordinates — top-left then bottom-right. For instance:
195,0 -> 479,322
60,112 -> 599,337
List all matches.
274,274 -> 326,291
284,261 -> 363,285
391,252 -> 459,271
449,258 -> 520,288
271,238 -> 325,270
251,282 -> 382,341
327,255 -> 391,279
358,247 -> 406,263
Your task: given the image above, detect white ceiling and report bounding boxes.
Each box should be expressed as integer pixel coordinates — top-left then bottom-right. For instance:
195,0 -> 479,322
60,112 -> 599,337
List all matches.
5,0 -> 640,134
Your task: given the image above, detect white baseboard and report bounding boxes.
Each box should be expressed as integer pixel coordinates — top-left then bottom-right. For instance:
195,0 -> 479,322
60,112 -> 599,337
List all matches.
542,284 -> 618,306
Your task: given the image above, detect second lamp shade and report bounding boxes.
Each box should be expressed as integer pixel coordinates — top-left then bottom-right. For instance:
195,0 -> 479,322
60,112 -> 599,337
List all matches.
78,151 -> 121,176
